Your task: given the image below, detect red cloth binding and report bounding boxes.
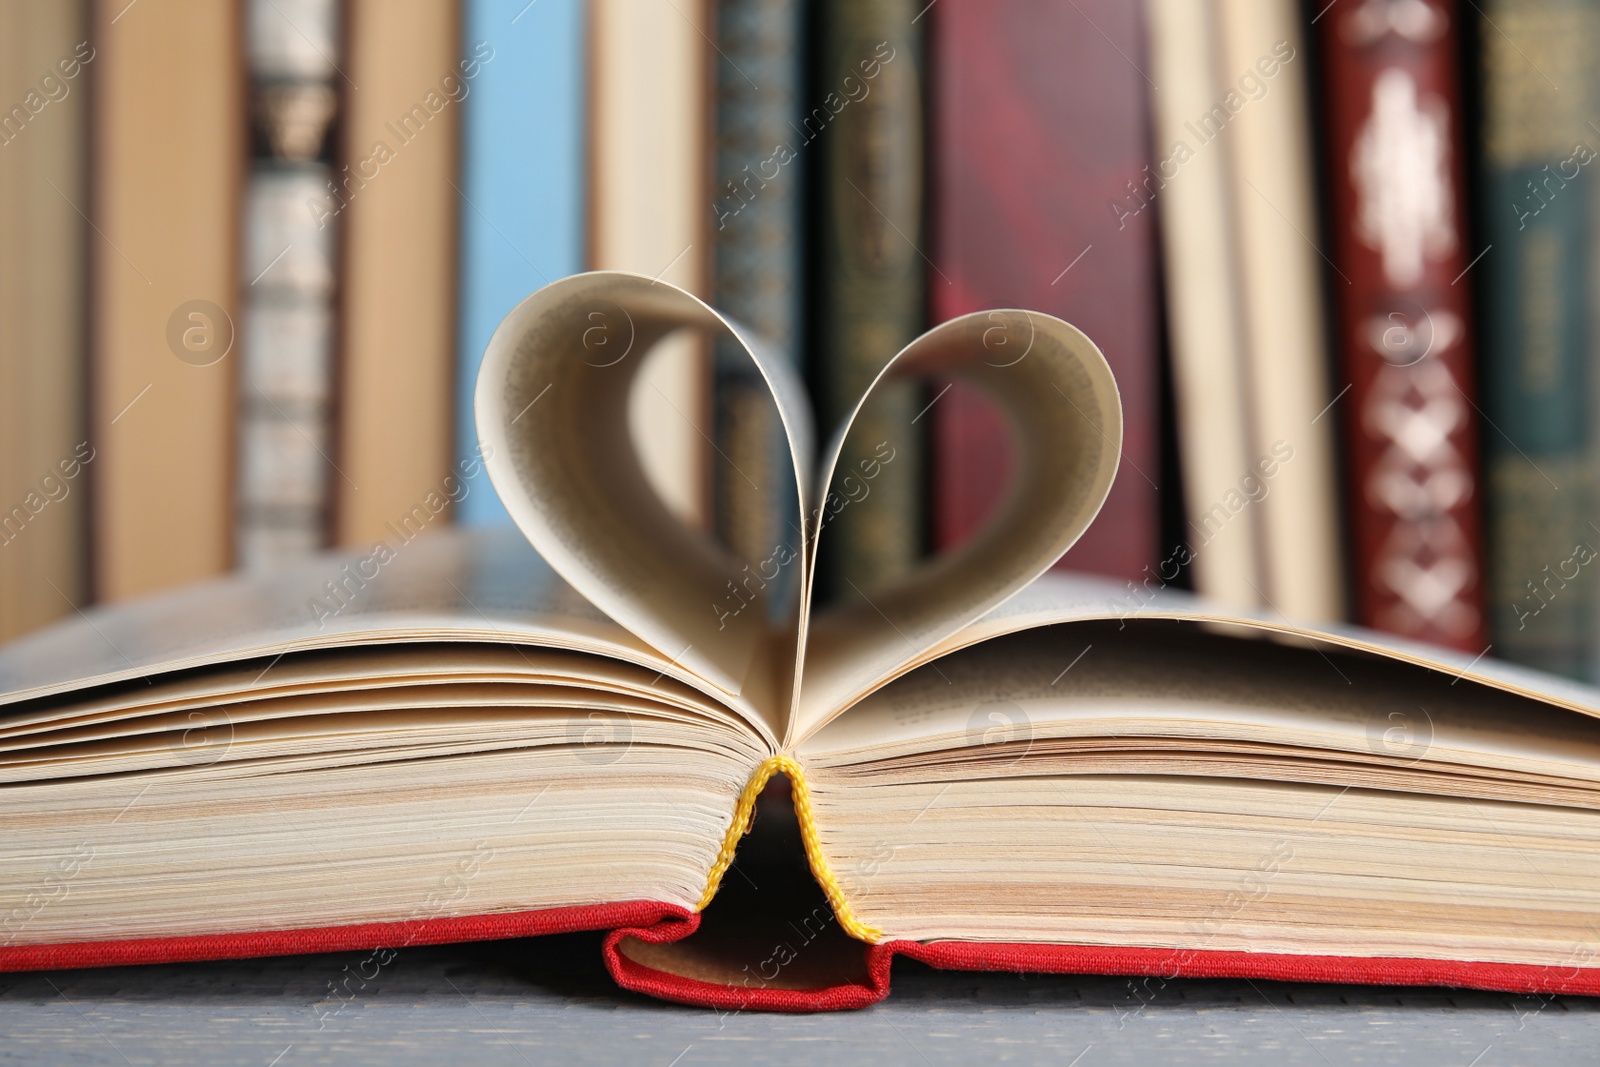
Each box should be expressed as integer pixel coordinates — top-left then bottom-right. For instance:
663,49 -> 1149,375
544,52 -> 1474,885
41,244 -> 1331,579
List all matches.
0,901 -> 682,973
601,912 -> 1600,1011
7,903 -> 1600,1010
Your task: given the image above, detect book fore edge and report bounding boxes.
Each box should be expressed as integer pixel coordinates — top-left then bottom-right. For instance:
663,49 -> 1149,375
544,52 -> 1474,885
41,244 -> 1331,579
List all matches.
694,755 -> 884,943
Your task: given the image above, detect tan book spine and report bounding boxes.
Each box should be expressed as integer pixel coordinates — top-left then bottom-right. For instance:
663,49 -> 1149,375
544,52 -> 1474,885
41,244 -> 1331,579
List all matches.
0,0 -> 92,638
90,0 -> 242,602
334,0 -> 460,546
1215,0 -> 1344,622
1144,0 -> 1263,610
588,0 -> 710,529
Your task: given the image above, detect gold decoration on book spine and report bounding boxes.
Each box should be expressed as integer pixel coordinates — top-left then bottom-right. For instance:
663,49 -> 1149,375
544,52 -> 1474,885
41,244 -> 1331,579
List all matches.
1481,6 -> 1595,167
256,83 -> 337,162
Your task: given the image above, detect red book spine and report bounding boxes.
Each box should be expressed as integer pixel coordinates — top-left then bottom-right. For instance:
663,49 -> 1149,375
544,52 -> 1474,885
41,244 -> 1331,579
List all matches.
1318,0 -> 1488,652
928,0 -> 1159,580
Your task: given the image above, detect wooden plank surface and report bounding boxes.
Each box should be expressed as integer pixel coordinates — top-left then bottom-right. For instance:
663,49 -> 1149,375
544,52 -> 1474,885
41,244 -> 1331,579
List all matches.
2,932 -> 1598,1065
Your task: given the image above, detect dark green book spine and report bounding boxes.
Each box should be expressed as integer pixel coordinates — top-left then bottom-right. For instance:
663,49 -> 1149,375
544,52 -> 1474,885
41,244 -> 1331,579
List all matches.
711,0 -> 805,588
811,0 -> 925,599
1480,0 -> 1599,679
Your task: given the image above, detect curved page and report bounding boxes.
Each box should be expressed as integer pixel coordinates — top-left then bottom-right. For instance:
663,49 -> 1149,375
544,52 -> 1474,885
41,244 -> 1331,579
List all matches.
791,312 -> 1123,742
476,273 -> 814,723
798,571 -> 1600,749
0,527 -> 781,748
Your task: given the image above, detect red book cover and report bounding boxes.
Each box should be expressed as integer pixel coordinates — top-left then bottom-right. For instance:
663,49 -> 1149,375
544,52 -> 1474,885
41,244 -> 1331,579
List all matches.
8,905 -> 1600,1010
927,0 -> 1160,579
1318,0 -> 1489,652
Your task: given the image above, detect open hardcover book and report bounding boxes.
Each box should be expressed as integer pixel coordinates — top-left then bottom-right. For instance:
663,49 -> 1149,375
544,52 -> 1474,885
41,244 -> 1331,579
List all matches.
4,272 -> 1600,1010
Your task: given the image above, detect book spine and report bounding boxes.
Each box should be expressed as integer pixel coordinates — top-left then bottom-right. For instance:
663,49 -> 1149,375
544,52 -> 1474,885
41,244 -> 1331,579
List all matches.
811,0 -> 925,595
455,0 -> 585,527
334,0 -> 461,546
1147,0 -> 1345,617
928,0 -> 1160,583
710,0 -> 804,571
90,0 -> 242,600
1476,0 -> 1598,677
588,0 -> 711,530
1319,0 -> 1490,653
0,1 -> 92,638
235,0 -> 342,568
1213,0 -> 1344,622
1144,0 -> 1265,608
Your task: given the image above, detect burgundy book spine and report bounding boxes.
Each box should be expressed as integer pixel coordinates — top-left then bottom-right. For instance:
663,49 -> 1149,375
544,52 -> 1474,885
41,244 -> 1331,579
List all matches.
928,0 -> 1159,580
1318,0 -> 1488,652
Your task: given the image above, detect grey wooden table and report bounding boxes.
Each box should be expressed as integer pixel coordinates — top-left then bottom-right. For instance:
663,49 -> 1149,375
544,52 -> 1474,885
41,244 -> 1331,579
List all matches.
2,932 -> 1597,1065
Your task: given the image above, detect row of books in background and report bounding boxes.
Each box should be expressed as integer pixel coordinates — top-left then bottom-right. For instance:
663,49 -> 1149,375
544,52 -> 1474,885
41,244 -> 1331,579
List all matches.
1150,0 -> 1597,685
1166,0 -> 1599,685
0,0 -> 555,639
0,0 -> 1594,685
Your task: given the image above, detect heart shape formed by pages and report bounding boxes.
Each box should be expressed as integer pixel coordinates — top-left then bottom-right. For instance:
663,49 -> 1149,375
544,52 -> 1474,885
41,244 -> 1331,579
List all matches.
476,271 -> 1121,746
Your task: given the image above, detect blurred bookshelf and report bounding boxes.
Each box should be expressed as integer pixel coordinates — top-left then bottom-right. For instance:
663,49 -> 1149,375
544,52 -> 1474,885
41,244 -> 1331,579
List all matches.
1,0 -> 1596,683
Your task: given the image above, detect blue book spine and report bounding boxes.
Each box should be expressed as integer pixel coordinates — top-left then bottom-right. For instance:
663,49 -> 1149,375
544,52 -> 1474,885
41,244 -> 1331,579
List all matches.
1478,0 -> 1598,680
455,0 -> 586,525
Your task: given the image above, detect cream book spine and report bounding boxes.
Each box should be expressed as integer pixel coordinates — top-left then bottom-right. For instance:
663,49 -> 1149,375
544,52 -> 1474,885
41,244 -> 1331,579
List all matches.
588,0 -> 711,528
1144,0 -> 1263,610
1215,0 -> 1344,622
1145,0 -> 1344,621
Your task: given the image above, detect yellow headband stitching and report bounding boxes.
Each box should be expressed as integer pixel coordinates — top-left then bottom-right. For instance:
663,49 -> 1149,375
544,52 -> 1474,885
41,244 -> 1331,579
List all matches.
695,755 -> 882,943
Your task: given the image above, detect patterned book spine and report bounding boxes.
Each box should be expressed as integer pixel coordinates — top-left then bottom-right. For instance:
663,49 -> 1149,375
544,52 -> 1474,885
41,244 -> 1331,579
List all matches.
811,0 -> 925,597
711,0 -> 804,577
236,0 -> 342,567
1318,0 -> 1488,652
1477,0 -> 1597,679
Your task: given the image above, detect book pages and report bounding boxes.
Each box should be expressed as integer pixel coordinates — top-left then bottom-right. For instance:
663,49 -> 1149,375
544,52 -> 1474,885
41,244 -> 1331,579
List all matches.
799,571 -> 1600,748
0,526 -> 779,747
792,312 -> 1123,743
0,745 -> 750,946
476,273 -> 814,726
806,770 -> 1600,963
800,617 -> 1600,787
